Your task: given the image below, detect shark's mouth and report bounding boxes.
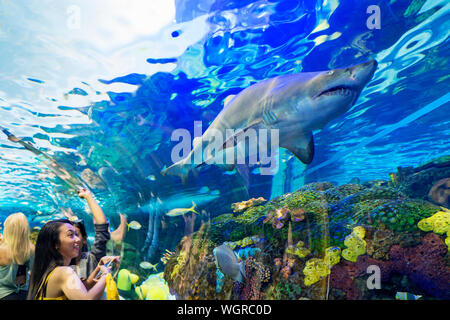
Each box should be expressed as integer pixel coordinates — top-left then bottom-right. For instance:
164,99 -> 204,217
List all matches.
316,85 -> 355,98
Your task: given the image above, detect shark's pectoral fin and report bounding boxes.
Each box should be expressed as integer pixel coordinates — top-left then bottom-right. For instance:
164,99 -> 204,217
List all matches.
220,121 -> 262,151
281,132 -> 315,164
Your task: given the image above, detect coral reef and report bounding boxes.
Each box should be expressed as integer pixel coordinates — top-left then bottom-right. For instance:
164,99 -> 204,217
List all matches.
238,257 -> 271,300
231,197 -> 267,213
394,155 -> 450,201
263,205 -> 306,229
389,233 -> 450,299
162,156 -> 450,300
342,227 -> 367,262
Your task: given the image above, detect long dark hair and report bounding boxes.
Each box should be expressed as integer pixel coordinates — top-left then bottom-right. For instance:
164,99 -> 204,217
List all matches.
73,220 -> 88,252
26,219 -> 74,300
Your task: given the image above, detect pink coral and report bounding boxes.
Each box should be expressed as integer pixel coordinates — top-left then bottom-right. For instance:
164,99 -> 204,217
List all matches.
329,261 -> 363,300
239,258 -> 271,300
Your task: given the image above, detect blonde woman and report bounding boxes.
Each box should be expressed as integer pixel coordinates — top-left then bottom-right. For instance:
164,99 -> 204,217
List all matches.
0,212 -> 34,300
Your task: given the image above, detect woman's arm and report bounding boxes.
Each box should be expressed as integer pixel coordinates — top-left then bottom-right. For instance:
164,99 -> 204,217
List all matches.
59,266 -> 106,300
77,189 -> 107,224
83,256 -> 120,290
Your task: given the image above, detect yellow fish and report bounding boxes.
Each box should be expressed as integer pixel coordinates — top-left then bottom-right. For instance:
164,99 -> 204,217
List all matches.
140,261 -> 158,271
127,221 -> 142,231
166,202 -> 198,217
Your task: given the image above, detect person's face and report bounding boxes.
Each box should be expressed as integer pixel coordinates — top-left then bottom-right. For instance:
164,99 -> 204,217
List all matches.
57,223 -> 81,261
74,226 -> 87,246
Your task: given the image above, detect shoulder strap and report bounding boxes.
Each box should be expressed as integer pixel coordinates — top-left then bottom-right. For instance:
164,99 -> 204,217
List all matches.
37,268 -> 56,300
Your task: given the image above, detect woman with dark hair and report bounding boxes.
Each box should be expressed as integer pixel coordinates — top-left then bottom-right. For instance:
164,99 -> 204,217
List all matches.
27,219 -> 118,300
71,189 -> 113,289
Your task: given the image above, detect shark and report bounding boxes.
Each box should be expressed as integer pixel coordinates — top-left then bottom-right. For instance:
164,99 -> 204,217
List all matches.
162,60 -> 378,182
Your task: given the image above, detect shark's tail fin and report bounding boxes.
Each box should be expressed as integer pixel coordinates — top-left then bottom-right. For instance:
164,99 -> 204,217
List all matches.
161,161 -> 193,184
190,201 -> 199,214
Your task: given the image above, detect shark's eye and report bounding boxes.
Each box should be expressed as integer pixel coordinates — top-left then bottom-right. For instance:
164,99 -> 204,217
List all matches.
327,71 -> 334,75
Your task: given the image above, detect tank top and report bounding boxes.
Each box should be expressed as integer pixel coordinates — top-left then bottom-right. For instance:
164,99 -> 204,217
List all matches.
37,268 -> 68,300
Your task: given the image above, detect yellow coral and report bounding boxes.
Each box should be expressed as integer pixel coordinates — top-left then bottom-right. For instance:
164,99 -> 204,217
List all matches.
342,227 -> 366,262
303,254 -> 337,287
418,218 -> 434,232
418,210 -> 450,235
418,209 -> 450,251
286,241 -> 311,258
352,226 -> 366,239
324,246 -> 341,267
171,249 -> 188,279
342,249 -> 357,262
238,236 -> 260,247
304,274 -> 321,286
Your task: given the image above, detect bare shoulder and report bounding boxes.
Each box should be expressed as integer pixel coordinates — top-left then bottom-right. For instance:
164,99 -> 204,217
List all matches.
54,266 -> 76,276
46,266 -> 79,298
51,266 -> 77,284
0,245 -> 11,266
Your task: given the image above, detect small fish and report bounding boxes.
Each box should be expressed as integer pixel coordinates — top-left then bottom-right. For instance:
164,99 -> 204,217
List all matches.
199,186 -> 209,194
210,189 -> 221,196
166,202 -> 198,217
213,244 -> 246,283
146,174 -> 156,181
140,261 -> 158,271
395,292 -> 422,300
127,221 -> 142,231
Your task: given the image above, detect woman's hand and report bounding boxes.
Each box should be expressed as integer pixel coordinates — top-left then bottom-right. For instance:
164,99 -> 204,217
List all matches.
77,188 -> 92,200
98,256 -> 121,270
85,257 -> 118,288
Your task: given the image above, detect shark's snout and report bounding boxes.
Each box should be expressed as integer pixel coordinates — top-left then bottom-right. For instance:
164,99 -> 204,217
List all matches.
349,60 -> 377,87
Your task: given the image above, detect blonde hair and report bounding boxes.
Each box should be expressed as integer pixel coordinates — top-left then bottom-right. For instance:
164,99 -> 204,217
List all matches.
3,212 -> 32,265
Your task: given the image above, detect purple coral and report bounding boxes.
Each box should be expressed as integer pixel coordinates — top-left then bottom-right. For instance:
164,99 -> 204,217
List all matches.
329,233 -> 450,300
389,233 -> 450,299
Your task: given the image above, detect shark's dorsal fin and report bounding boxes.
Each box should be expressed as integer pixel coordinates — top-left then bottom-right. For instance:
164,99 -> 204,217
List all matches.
281,132 -> 314,164
223,95 -> 236,108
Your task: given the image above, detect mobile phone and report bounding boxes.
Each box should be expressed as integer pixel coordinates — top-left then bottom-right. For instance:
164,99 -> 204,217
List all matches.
95,259 -> 114,280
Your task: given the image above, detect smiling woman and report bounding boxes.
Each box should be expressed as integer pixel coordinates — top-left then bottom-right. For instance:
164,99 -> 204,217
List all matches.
26,219 -> 115,300
0,0 -> 449,302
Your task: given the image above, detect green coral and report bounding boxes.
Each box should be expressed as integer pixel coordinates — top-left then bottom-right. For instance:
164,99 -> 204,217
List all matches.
212,214 -> 234,224
285,189 -> 324,209
365,199 -> 441,232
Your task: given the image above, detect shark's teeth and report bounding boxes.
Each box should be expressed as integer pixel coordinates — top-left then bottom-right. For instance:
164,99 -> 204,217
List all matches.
317,85 -> 353,98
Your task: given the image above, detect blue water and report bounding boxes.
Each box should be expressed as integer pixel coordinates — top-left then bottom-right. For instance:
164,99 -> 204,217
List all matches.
0,0 -> 449,266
